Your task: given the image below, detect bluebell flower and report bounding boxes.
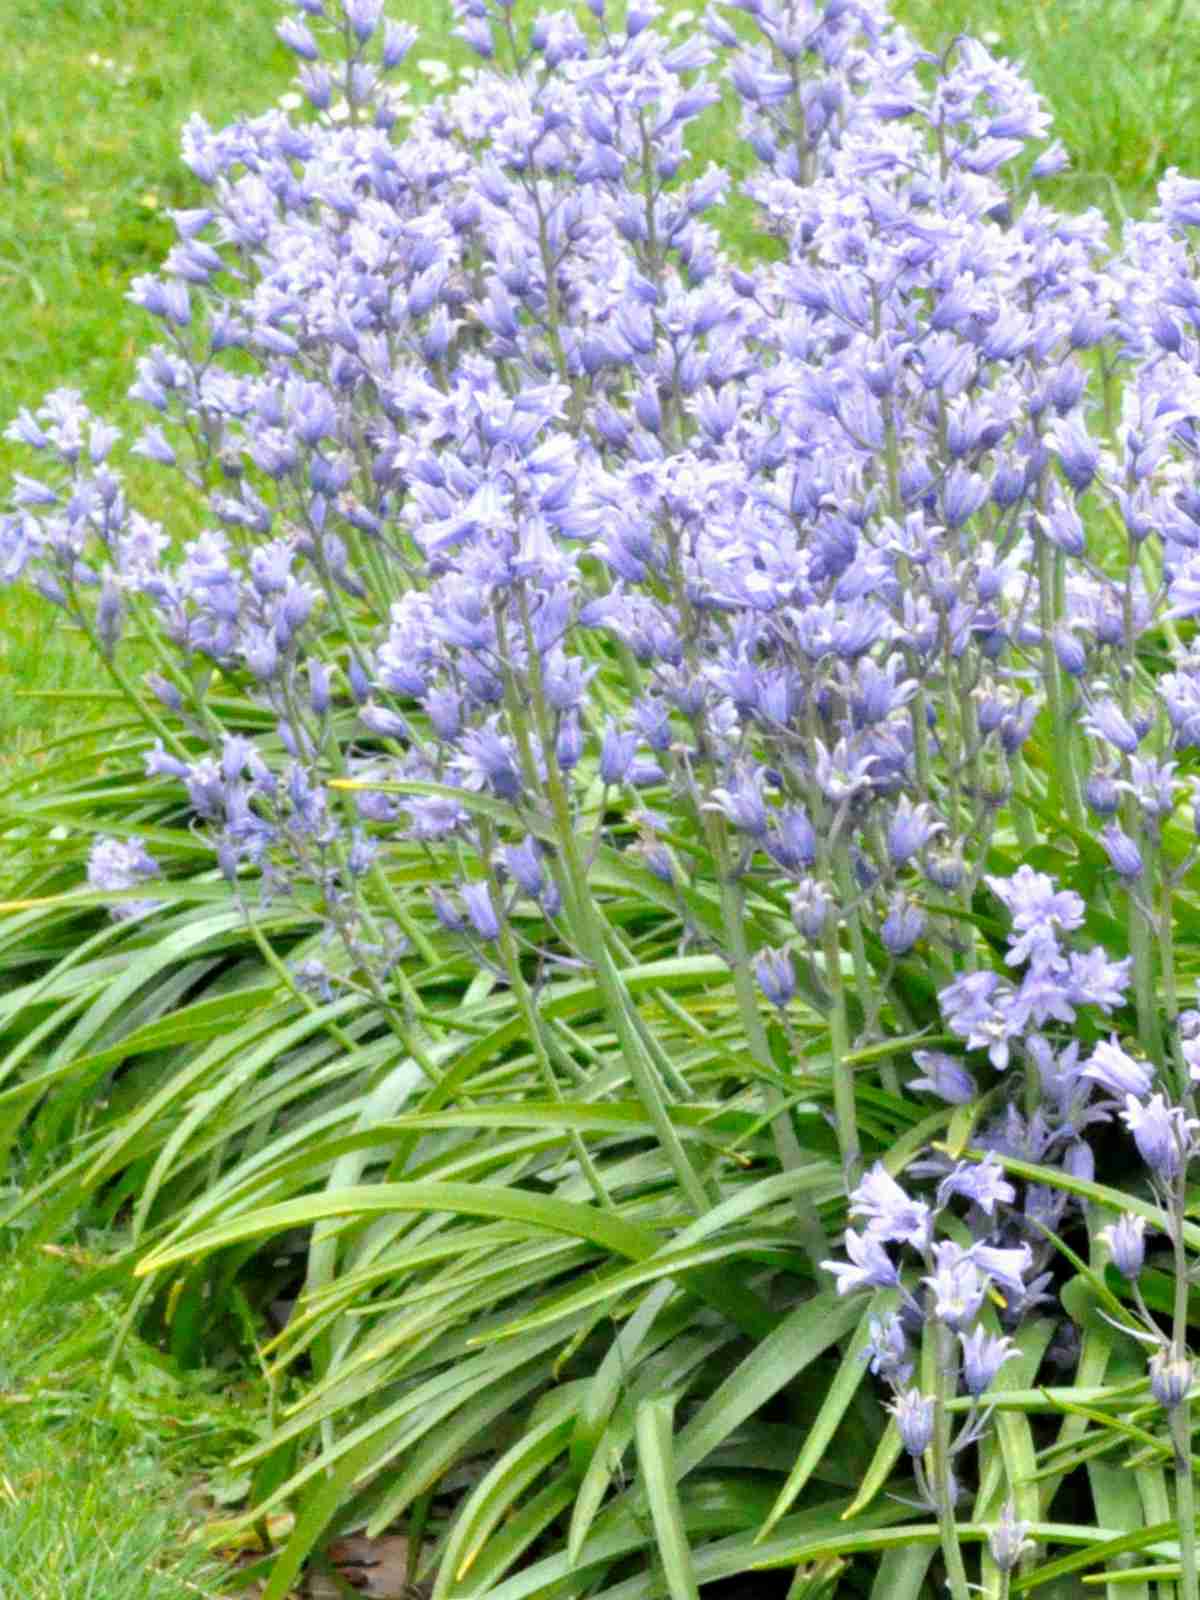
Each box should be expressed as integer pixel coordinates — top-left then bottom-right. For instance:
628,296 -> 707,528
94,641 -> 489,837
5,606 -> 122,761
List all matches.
789,879 -> 832,941
1099,1213 -> 1146,1280
706,768 -> 770,837
909,1051 -> 976,1105
1150,1351 -> 1193,1411
864,1312 -> 913,1387
880,895 -> 925,956
599,724 -> 638,787
503,837 -> 545,899
1066,949 -> 1131,1013
1084,770 -> 1121,816
276,15 -> 320,59
958,1326 -> 1016,1397
937,1153 -> 1014,1217
87,836 -> 163,922
754,947 -> 796,1009
1048,415 -> 1100,494
969,1241 -> 1035,1302
923,1242 -> 986,1330
1083,699 -> 1142,756
1099,823 -> 1143,881
885,796 -> 943,868
823,1229 -> 901,1297
1120,1093 -> 1199,1181
460,881 -> 500,942
849,1163 -> 932,1251
939,969 -> 1020,1070
989,1503 -> 1035,1573
985,866 -> 1085,969
890,1389 -> 935,1458
1082,1037 -> 1154,1101
766,807 -> 817,873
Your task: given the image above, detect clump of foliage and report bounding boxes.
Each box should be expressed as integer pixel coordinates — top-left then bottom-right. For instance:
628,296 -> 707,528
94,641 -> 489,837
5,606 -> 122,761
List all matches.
6,1 -> 1200,1596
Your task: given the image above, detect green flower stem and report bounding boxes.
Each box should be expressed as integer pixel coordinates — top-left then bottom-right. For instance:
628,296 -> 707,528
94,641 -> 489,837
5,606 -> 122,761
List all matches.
1167,1167 -> 1199,1600
1036,530 -> 1084,830
1169,1403 -> 1198,1600
517,598 -> 716,1217
827,845 -> 874,1026
480,834 -> 615,1214
1155,839 -> 1191,1104
500,591 -> 694,1108
931,1319 -> 972,1600
270,680 -> 445,1059
819,908 -> 861,1193
1007,755 -> 1038,854
128,594 -> 228,749
1126,868 -> 1158,1067
244,917 -> 357,1055
704,822 -> 829,1270
73,601 -> 191,763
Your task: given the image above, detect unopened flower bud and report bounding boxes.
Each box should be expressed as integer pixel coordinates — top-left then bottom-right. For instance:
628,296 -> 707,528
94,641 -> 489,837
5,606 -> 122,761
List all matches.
880,895 -> 925,956
1100,823 -> 1142,880
890,1388 -> 934,1458
925,850 -> 965,891
461,881 -> 500,943
789,879 -> 831,941
754,947 -> 796,1010
308,659 -> 331,717
989,1501 -> 1034,1573
1053,626 -> 1088,677
1150,1350 -> 1193,1411
1099,1213 -> 1146,1280
1085,770 -> 1120,817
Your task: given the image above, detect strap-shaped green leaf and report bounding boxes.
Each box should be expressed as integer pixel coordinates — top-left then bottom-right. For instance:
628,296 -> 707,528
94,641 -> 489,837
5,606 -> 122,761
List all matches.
757,1299 -> 878,1541
636,1395 -> 702,1600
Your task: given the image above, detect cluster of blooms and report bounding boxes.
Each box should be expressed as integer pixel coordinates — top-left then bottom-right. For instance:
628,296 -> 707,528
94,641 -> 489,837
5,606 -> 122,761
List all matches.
7,0 -> 1200,1193
827,1156 -> 1033,1354
829,1157 -> 1184,1583
821,862 -> 1200,1550
825,1155 -> 1035,1537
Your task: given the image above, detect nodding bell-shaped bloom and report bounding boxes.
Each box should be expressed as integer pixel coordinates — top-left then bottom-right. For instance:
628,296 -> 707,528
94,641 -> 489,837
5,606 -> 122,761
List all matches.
849,1164 -> 933,1252
1120,1093 -> 1200,1181
936,1153 -> 1014,1217
460,881 -> 500,943
87,835 -> 162,922
909,1051 -> 976,1105
923,1242 -> 986,1330
885,797 -> 944,868
1150,1350 -> 1193,1411
789,879 -> 832,941
880,894 -> 926,956
1082,1037 -> 1154,1101
890,1389 -> 935,1458
958,1326 -> 1016,1397
822,1229 -> 900,1297
753,946 -> 796,1009
865,1312 -> 912,1386
1099,823 -> 1143,881
1099,1213 -> 1146,1280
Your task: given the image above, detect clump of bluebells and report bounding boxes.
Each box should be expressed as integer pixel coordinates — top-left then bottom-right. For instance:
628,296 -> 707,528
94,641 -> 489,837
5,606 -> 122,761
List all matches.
10,0 -> 1200,1589
826,1154 -> 1033,1592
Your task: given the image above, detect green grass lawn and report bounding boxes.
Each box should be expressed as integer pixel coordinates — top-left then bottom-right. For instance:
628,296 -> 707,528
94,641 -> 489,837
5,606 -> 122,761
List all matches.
0,1235 -> 250,1599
